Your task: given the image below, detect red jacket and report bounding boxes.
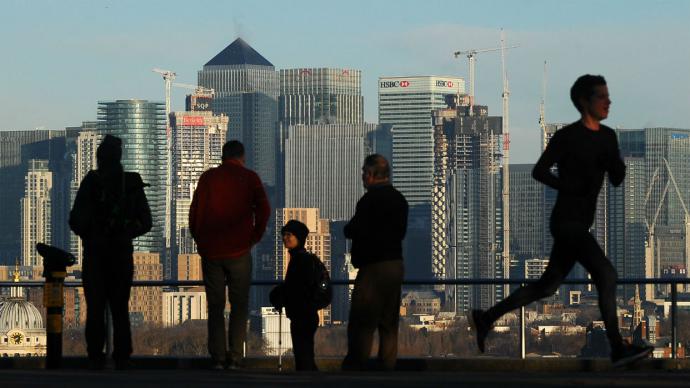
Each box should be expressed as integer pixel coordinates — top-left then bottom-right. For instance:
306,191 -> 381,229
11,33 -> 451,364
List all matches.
189,159 -> 270,259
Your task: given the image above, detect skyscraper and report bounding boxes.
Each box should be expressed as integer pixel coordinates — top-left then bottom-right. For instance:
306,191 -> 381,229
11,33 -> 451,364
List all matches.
97,100 -> 167,261
608,151 -> 647,300
198,38 -> 278,187
0,130 -> 61,263
432,103 -> 505,312
279,68 -> 363,125
611,127 -> 690,300
170,110 -> 228,258
69,126 -> 101,265
283,123 -> 390,221
21,160 -> 52,267
379,76 -> 464,278
379,76 -> 465,205
509,164 -> 548,272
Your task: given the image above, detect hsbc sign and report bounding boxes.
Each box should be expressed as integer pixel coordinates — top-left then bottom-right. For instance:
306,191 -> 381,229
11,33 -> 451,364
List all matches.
380,80 -> 410,88
182,116 -> 205,126
436,80 -> 454,87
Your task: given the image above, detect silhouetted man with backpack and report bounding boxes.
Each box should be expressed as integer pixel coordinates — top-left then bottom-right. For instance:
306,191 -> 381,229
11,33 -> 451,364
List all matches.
342,154 -> 408,371
472,75 -> 653,367
69,135 -> 152,370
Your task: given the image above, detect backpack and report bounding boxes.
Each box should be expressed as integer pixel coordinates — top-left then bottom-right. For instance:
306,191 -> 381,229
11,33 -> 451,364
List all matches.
309,254 -> 332,310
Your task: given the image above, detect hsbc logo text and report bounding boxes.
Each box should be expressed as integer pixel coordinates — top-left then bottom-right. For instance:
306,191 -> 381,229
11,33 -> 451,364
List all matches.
380,80 -> 410,88
436,80 -> 454,87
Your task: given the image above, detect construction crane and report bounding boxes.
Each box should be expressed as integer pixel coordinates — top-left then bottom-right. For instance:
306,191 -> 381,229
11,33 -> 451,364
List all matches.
453,43 -> 518,112
500,30 -> 511,294
152,68 -> 176,136
539,61 -> 548,150
172,82 -> 215,96
151,67 -> 176,274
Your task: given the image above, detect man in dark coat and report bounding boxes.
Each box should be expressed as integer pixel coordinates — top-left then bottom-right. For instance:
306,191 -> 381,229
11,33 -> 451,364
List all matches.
69,134 -> 152,370
342,154 -> 408,371
270,220 -> 320,371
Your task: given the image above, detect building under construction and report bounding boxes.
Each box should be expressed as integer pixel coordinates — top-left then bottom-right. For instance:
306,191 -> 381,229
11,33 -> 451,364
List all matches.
432,97 -> 505,312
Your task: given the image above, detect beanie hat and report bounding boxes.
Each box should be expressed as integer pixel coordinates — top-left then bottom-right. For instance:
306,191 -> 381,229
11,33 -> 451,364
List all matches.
281,220 -> 309,247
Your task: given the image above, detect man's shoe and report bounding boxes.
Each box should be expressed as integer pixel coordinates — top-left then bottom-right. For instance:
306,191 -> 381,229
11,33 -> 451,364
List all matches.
226,359 -> 245,371
210,361 -> 225,371
611,344 -> 653,368
472,309 -> 490,353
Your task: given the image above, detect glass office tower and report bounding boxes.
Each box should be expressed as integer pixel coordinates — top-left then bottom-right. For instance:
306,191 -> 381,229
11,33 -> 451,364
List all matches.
97,100 -> 166,255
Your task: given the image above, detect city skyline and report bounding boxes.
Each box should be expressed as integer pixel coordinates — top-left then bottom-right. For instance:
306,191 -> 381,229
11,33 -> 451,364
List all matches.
2,0 -> 689,164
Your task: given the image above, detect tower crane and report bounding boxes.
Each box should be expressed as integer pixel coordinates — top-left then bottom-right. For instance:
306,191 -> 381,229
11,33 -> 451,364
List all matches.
152,67 -> 176,274
152,68 -> 176,136
539,61 -> 548,150
172,82 -> 215,96
453,43 -> 518,113
500,29 -> 511,292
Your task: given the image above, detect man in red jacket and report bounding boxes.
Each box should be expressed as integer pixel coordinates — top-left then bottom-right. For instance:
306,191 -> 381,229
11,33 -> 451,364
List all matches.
189,140 -> 270,370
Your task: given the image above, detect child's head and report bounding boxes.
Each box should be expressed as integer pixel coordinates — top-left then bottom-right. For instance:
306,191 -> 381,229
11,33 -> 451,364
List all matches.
281,220 -> 310,249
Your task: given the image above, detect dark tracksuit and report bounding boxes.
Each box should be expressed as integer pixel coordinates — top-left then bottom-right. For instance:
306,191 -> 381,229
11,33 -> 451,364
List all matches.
484,121 -> 626,351
69,170 -> 151,362
342,183 -> 408,371
278,247 -> 319,371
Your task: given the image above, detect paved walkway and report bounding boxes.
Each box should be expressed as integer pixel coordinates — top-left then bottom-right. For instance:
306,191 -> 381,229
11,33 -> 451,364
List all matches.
1,369 -> 689,388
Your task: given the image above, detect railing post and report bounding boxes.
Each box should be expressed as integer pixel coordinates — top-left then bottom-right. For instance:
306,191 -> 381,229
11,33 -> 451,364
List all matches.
520,283 -> 525,360
672,283 -> 677,359
105,306 -> 113,358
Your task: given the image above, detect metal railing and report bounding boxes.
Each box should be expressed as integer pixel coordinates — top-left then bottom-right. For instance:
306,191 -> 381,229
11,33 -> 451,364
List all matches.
2,277 -> 688,360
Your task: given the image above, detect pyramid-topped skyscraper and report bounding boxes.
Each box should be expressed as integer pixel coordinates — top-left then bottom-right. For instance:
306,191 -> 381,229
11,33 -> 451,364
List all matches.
198,38 -> 278,186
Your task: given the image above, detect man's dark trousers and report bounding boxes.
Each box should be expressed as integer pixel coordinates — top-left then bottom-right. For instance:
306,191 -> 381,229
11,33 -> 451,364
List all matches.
83,249 -> 134,362
202,252 -> 252,363
343,260 -> 404,370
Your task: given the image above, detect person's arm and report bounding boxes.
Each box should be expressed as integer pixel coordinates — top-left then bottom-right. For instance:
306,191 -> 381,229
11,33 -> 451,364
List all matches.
606,131 -> 626,187
69,172 -> 95,237
344,195 -> 368,239
394,196 -> 409,241
128,174 -> 152,238
188,172 -> 207,241
251,174 -> 271,245
532,132 -> 563,191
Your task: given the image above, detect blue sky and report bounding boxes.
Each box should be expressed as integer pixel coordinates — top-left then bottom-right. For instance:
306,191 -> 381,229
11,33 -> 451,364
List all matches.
2,0 -> 689,163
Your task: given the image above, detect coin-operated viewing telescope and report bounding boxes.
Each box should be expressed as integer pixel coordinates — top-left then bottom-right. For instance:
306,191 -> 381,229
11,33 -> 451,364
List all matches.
36,243 -> 76,369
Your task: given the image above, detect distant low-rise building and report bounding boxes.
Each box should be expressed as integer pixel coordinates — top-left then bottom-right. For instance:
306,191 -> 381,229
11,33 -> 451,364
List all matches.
177,253 -> 202,281
129,252 -> 163,325
401,291 -> 441,316
254,307 -> 291,356
162,288 -> 207,327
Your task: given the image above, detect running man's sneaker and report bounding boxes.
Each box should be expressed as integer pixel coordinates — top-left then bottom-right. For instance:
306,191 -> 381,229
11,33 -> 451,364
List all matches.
611,344 -> 653,368
471,309 -> 490,353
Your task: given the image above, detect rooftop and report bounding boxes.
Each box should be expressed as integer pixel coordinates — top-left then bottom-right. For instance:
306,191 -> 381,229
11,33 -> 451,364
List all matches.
204,38 -> 273,67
